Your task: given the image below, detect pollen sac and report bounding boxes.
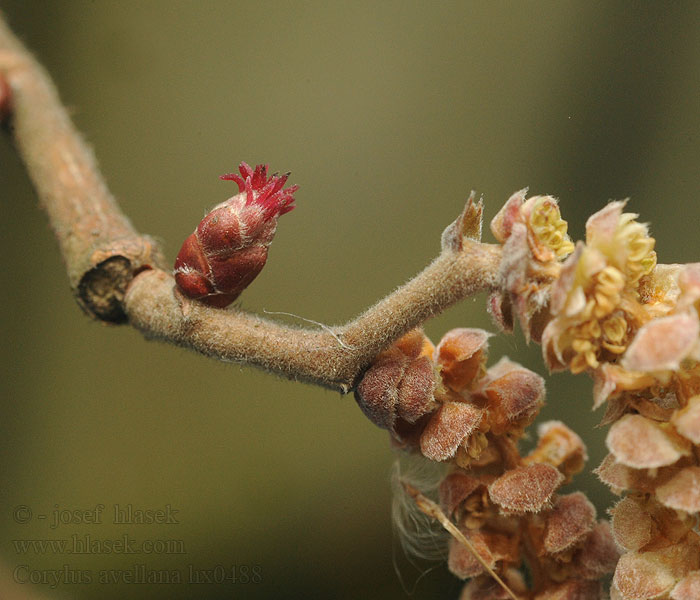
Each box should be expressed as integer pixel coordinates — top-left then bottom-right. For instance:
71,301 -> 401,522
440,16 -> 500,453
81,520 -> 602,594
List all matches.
174,162 -> 297,307
541,201 -> 659,380
354,329 -> 437,436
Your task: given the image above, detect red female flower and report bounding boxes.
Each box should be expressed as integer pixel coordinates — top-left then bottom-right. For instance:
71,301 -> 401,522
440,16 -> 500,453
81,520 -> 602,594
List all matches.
174,162 -> 297,307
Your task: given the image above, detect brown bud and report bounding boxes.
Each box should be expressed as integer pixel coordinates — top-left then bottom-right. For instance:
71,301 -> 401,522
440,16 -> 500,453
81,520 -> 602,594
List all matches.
174,162 -> 297,307
441,192 -> 483,252
354,330 -> 437,434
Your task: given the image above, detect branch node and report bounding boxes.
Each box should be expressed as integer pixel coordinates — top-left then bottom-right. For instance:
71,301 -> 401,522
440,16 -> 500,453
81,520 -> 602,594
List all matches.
78,237 -> 163,323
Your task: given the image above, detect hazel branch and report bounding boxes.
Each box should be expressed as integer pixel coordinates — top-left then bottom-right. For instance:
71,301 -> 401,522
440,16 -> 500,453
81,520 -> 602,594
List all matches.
126,241 -> 501,392
0,13 -> 163,321
0,12 -> 502,392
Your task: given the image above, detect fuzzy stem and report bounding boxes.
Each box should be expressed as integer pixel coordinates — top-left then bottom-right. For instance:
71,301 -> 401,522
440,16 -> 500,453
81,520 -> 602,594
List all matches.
125,243 -> 501,392
0,12 -> 502,393
0,13 -> 162,321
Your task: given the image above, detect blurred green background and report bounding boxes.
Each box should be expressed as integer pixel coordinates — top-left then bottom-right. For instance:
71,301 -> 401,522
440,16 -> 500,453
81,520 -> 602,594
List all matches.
1,2 -> 699,599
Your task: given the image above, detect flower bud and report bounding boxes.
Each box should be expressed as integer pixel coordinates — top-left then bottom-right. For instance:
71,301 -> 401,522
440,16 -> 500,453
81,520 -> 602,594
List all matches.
354,330 -> 437,436
174,162 -> 297,307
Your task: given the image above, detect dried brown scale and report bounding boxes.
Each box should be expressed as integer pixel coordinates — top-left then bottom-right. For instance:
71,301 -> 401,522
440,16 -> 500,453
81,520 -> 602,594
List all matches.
611,497 -> 656,551
655,467 -> 700,513
543,493 -> 596,555
488,464 -> 563,514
